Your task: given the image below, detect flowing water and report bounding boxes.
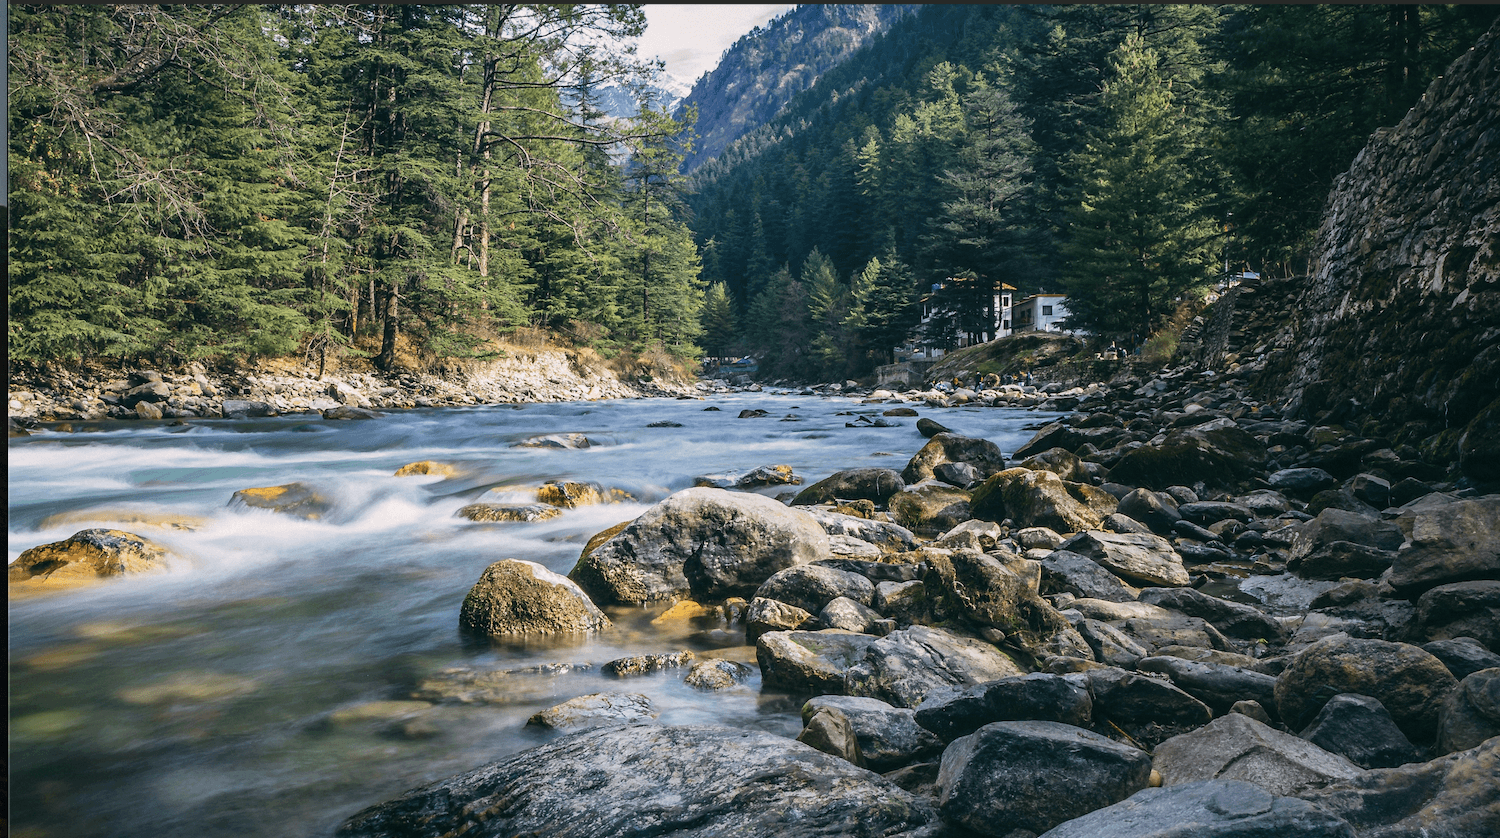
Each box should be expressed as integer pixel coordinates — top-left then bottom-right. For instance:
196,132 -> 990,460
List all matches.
8,392 -> 1056,838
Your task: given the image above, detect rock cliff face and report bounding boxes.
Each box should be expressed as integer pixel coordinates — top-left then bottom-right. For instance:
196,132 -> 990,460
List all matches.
1262,21 -> 1500,480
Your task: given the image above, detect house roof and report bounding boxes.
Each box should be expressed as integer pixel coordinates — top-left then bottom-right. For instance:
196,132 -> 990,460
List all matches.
1015,293 -> 1066,305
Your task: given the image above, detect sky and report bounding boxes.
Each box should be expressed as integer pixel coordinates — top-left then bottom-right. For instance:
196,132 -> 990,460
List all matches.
638,4 -> 797,86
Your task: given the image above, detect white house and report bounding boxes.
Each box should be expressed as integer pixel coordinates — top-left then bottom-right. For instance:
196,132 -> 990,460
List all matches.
898,280 -> 1017,360
1011,293 -> 1070,333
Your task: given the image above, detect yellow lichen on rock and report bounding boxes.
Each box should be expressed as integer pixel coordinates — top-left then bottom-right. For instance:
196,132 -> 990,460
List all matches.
395,461 -> 458,478
228,482 -> 332,520
581,521 -> 632,561
8,528 -> 170,598
651,600 -> 713,625
38,508 -> 207,532
537,481 -> 636,508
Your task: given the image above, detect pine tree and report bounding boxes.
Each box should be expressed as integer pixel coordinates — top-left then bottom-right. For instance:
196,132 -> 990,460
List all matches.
699,282 -> 737,360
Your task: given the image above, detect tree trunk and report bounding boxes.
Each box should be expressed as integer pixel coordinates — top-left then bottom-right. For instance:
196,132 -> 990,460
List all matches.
377,280 -> 399,370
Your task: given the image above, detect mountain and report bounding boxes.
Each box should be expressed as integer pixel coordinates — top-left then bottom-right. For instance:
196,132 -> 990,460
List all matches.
595,72 -> 693,120
675,4 -> 919,172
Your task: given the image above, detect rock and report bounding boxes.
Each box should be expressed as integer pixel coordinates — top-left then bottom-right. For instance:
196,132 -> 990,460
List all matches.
801,695 -> 944,771
933,461 -> 982,489
1106,424 -> 1268,494
1014,422 -> 1129,460
1302,737 -> 1500,838
1274,635 -> 1458,741
874,580 -> 928,624
683,659 -> 752,690
134,400 -> 163,420
228,482 -> 333,519
1061,531 -> 1191,588
1436,668 -> 1500,754
537,481 -> 632,508
1085,667 -> 1214,740
693,464 -> 802,490
221,399 -> 274,419
791,467 -> 905,506
756,629 -> 877,695
970,468 -> 1118,533
845,625 -> 1027,708
888,481 -> 972,536
797,705 -> 863,765
820,597 -> 883,633
804,509 -> 920,553
394,460 -> 458,477
323,405 -> 381,420
457,503 -> 562,523
914,672 -> 1093,741
570,487 -> 828,605
1038,779 -> 1357,838
1422,637 -> 1500,680
1137,587 -> 1286,642
915,416 -> 952,437
933,519 -> 1007,551
1117,488 -> 1184,535
884,407 -> 920,417
1103,513 -> 1155,535
1237,489 -> 1293,517
334,724 -> 939,838
737,408 -> 768,418
1410,581 -> 1500,651
923,549 -> 1087,660
1347,473 -> 1392,509
1077,618 -> 1152,669
1388,497 -> 1500,598
1231,700 -> 1276,726
1134,656 -> 1278,716
1299,693 -> 1422,769
513,432 -> 591,449
745,597 -> 814,643
755,564 -> 875,613
526,693 -> 656,730
1016,526 -> 1066,551
1289,507 -> 1403,561
828,534 -> 882,558
458,560 -> 610,636
901,432 -> 1008,484
1268,468 -> 1340,497
1176,502 -> 1255,526
603,651 -> 695,678
815,557 -> 925,583
1293,541 -> 1398,581
8,529 -> 169,593
1017,446 -> 1098,484
938,720 -> 1152,836
1152,712 -> 1362,796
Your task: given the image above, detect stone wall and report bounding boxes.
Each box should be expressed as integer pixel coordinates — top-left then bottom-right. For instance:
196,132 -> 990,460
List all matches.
1257,20 -> 1500,480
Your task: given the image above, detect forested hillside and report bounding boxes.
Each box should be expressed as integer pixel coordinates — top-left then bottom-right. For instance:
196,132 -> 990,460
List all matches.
8,4 -> 702,372
686,4 -> 1498,382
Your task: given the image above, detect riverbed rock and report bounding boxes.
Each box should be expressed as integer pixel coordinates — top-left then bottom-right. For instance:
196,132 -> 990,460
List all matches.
457,503 -> 563,523
513,432 -> 591,449
938,720 -> 1152,836
804,509 -> 920,554
1299,693 -> 1421,769
915,416 -> 951,437
1152,712 -> 1362,796
914,672 -> 1093,742
228,482 -> 333,519
970,467 -> 1117,534
900,433 -> 1008,484
526,693 -> 656,730
1039,779 -> 1357,838
1106,424 -> 1267,494
394,460 -> 459,478
221,399 -> 274,419
323,405 -> 381,420
820,597 -> 883,633
693,464 -> 802,490
334,724 -> 940,838
1134,656 -> 1278,716
888,481 -> 972,536
1422,637 -> 1500,680
570,487 -> 828,605
1060,531 -> 1191,588
603,651 -> 695,678
1274,635 -> 1458,741
1041,551 -> 1139,603
1116,488 -> 1183,535
1388,496 -> 1500,598
756,629 -> 878,695
1301,736 -> 1500,838
1409,580 -> 1500,651
745,596 -> 815,643
1137,587 -> 1286,642
755,564 -> 875,614
1085,666 -> 1213,741
844,625 -> 1027,709
459,560 -> 609,637
1268,467 -> 1340,497
1436,668 -> 1500,754
682,659 -> 752,690
1016,446 -> 1096,483
922,549 -> 1088,661
8,529 -> 170,594
801,695 -> 944,771
932,461 -> 982,489
791,467 -> 905,506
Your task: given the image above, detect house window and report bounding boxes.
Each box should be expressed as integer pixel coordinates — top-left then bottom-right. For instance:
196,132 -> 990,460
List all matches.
1042,305 -> 1053,316
1002,320 -> 1009,330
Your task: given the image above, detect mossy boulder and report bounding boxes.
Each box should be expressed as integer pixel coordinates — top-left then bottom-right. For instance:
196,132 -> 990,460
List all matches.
9,529 -> 169,595
459,559 -> 610,636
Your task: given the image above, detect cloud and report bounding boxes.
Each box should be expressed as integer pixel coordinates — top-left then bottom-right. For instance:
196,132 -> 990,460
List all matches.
639,4 -> 796,82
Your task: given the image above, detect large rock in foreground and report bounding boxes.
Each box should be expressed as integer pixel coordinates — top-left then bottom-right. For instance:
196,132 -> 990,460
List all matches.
1274,635 -> 1458,741
9,528 -> 170,594
1151,713 -> 1362,797
335,724 -> 939,838
1302,735 -> 1500,838
570,488 -> 829,605
459,560 -> 610,636
1039,780 -> 1356,838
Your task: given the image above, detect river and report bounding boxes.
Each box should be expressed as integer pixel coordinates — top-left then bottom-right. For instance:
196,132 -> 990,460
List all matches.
8,392 -> 1056,838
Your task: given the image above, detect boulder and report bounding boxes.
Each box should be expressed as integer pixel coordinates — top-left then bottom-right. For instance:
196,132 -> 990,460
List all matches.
537,481 -> 632,508
1152,713 -> 1362,796
1134,656 -> 1278,716
526,693 -> 656,730
970,468 -> 1118,534
1085,667 -> 1213,740
682,659 -> 752,691
915,416 -> 951,437
796,705 -> 863,766
1302,737 -> 1500,838
394,460 -> 458,478
1137,587 -> 1286,642
1077,618 -> 1152,669
1299,693 -> 1422,769
745,597 -> 814,643
1274,635 -> 1458,741
756,629 -> 877,695
1014,422 -> 1129,459
938,720 -> 1152,836
1422,637 -> 1500,680
1176,502 -> 1254,526
8,528 -> 169,593
900,433 -> 1008,484
334,725 -> 939,838
570,488 -> 828,605
1409,580 -> 1500,651
1267,467 -> 1339,497
804,509 -> 920,553
1289,507 -> 1404,563
602,651 -> 695,678
888,481 -> 972,536
1016,447 -> 1095,483
1038,779 -> 1357,838
1106,424 -> 1267,493
1436,668 -> 1500,754
1060,531 -> 1191,588
754,564 -> 875,614
933,461 -> 982,489
457,503 -> 562,523
1292,541 -> 1398,581
1116,488 -> 1183,535
220,399 -> 273,419
693,464 -> 802,490
845,625 -> 1026,709
323,405 -> 381,420
791,468 -> 905,506
874,581 -> 928,625
228,482 -> 333,520
913,672 -> 1093,741
819,597 -> 883,633
1388,497 -> 1500,598
801,695 -> 944,771
513,432 -> 591,449
923,549 -> 1088,660
458,560 -> 610,636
